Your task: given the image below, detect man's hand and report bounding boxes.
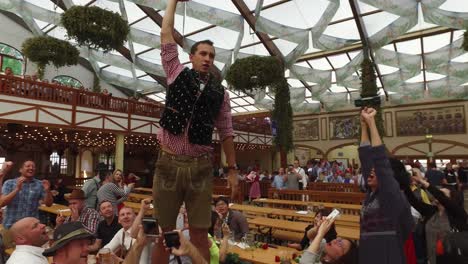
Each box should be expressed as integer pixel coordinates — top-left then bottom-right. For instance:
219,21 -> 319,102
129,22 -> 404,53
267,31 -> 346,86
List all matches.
227,168 -> 238,201
165,230 -> 190,256
0,161 -> 13,178
221,223 -> 231,238
15,176 -> 26,191
70,204 -> 80,221
361,107 -> 377,124
140,198 -> 152,211
56,214 -> 65,225
42,179 -> 51,191
128,183 -> 135,189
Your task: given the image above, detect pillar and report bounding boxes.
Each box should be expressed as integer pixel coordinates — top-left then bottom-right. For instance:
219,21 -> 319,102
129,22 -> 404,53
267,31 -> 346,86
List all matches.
75,152 -> 81,178
115,133 -> 125,171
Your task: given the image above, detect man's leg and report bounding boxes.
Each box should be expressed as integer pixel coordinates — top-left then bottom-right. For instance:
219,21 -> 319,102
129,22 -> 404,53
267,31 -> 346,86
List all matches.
152,153 -> 184,264
185,157 -> 213,262
189,227 -> 210,262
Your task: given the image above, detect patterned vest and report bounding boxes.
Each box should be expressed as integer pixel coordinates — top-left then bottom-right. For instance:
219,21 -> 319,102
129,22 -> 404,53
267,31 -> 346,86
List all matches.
159,68 -> 225,146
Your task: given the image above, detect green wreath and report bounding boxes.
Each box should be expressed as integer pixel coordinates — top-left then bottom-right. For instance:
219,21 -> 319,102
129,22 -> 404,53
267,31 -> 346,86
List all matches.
61,6 -> 129,52
22,36 -> 79,79
225,56 -> 284,93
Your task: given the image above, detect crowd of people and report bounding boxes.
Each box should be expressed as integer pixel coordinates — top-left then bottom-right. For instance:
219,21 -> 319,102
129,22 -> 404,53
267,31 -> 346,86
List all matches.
2,0 -> 468,262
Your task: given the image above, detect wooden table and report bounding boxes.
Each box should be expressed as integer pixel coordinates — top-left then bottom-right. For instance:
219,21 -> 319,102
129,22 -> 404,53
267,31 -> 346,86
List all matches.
230,204 -> 274,215
39,203 -> 71,216
248,217 -> 360,241
253,198 -> 361,215
229,244 -> 299,264
128,192 -> 152,201
123,201 -> 153,215
134,187 -> 152,193
270,208 -> 360,228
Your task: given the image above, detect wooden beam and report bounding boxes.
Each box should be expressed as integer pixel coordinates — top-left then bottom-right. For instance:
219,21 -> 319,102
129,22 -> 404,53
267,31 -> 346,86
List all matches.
297,26 -> 453,62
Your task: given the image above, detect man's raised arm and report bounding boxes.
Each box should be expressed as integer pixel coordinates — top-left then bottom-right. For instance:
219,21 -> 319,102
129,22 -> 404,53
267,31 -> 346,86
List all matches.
161,0 -> 180,44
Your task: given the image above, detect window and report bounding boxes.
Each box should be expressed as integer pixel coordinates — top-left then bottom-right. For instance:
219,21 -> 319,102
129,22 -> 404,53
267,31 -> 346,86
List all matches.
435,159 -> 451,169
98,153 -> 115,171
52,75 -> 83,88
49,151 -> 67,174
0,157 -> 5,168
0,43 -> 25,75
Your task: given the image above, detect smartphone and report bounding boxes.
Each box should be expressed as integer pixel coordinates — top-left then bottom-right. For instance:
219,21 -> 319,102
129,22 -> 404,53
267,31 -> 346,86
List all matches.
164,231 -> 180,248
326,209 -> 341,220
142,217 -> 159,237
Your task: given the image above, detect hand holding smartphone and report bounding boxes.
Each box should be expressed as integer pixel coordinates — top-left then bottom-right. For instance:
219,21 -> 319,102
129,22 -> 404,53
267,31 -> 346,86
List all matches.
164,231 -> 181,249
326,209 -> 341,220
142,217 -> 159,237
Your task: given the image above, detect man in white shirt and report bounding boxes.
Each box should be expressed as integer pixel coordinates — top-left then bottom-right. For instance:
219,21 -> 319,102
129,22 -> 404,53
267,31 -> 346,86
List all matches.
294,159 -> 308,190
7,217 -> 49,264
103,206 -> 150,264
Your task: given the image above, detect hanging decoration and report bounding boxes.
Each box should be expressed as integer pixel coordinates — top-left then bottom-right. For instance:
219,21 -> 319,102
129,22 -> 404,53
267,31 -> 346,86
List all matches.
271,78 -> 294,152
22,36 -> 79,79
61,6 -> 130,52
226,56 -> 293,151
463,31 -> 468,52
360,56 -> 385,138
225,56 -> 283,94
92,71 -> 101,93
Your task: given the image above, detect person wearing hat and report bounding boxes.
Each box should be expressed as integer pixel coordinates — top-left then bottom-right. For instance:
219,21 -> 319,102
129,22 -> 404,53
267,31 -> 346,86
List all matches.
6,217 -> 49,264
56,189 -> 100,234
43,222 -> 94,264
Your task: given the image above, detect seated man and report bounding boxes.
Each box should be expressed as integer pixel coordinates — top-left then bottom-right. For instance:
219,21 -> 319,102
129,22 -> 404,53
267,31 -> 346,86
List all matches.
103,206 -> 150,264
7,217 -> 49,264
43,222 -> 94,264
213,196 -> 248,241
87,200 -> 122,253
56,189 -> 100,234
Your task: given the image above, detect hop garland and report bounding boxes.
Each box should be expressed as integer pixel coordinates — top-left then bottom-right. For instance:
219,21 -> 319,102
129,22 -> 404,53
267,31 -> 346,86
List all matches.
22,36 -> 79,79
271,78 -> 294,152
61,6 -> 129,52
360,58 -> 385,138
226,56 -> 293,151
225,56 -> 283,93
463,30 -> 468,52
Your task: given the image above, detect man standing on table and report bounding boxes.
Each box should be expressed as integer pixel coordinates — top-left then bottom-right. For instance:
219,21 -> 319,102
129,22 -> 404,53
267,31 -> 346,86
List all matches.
154,0 -> 237,262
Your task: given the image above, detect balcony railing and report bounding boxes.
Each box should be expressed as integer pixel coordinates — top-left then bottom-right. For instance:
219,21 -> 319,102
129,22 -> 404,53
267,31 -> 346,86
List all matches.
0,74 -> 163,118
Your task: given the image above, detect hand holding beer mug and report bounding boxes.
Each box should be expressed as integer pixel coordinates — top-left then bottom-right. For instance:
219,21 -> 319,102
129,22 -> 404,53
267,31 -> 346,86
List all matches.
97,248 -> 113,264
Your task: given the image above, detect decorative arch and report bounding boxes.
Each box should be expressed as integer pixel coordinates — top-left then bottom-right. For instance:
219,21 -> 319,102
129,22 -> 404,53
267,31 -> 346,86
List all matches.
0,43 -> 25,75
325,142 -> 358,157
391,139 -> 468,155
294,144 -> 324,156
52,75 -> 83,88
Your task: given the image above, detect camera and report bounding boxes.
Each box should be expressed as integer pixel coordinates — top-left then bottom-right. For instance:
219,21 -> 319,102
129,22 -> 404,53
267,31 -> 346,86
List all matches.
354,95 -> 381,107
142,217 -> 159,237
164,231 -> 181,248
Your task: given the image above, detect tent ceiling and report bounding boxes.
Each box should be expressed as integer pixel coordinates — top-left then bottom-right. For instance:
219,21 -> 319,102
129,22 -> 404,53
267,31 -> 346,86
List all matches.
2,0 -> 468,114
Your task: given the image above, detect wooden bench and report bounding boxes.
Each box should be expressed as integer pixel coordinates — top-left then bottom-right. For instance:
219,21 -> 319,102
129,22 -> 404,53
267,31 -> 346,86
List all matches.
307,182 -> 361,192
268,189 -> 365,205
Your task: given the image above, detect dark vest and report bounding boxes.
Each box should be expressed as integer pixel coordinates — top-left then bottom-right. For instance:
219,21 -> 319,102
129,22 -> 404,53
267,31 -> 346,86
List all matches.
159,68 -> 225,146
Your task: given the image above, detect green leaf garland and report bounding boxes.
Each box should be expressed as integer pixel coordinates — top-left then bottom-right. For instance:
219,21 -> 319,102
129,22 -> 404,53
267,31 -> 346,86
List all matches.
271,78 -> 294,152
22,36 -> 79,79
61,6 -> 130,52
463,30 -> 468,52
360,57 -> 385,138
225,56 -> 283,93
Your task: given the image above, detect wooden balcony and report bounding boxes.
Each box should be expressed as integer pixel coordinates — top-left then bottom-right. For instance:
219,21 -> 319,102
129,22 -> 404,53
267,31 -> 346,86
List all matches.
0,74 -> 163,118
